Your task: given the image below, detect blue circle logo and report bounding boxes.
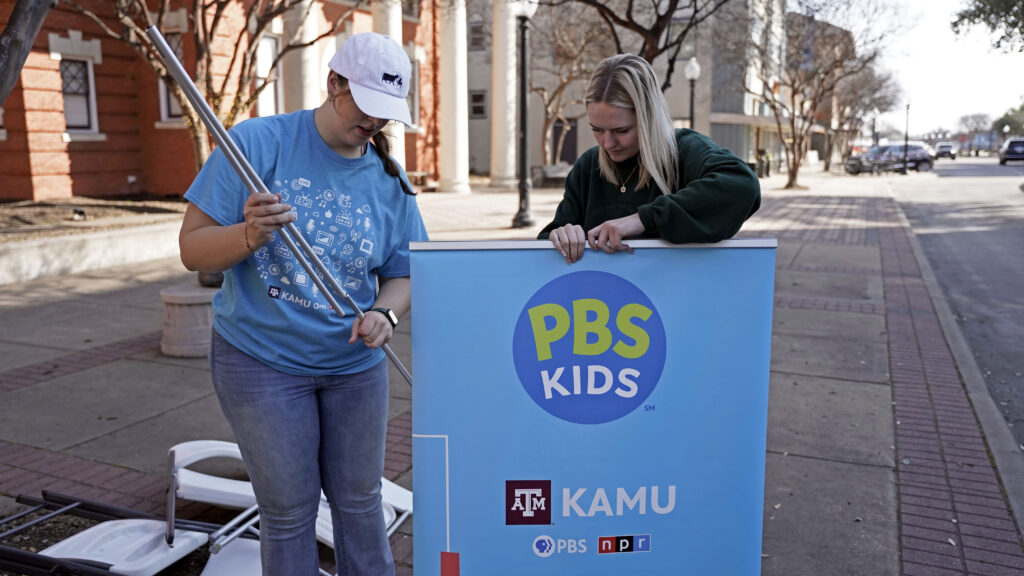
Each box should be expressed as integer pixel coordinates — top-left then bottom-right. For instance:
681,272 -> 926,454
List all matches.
533,535 -> 555,558
513,271 -> 666,424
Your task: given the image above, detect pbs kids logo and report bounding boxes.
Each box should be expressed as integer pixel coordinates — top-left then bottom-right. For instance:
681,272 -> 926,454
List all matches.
512,271 -> 666,424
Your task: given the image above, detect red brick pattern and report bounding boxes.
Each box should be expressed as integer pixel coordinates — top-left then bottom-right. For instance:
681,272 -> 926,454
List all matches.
0,440 -> 166,515
878,199 -> 1024,575
0,332 -> 162,392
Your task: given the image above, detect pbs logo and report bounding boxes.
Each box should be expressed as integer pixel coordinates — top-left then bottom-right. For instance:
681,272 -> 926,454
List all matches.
513,271 -> 666,424
533,535 -> 555,558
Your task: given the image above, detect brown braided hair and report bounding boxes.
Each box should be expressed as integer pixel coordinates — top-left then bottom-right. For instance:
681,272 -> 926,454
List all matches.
371,130 -> 415,196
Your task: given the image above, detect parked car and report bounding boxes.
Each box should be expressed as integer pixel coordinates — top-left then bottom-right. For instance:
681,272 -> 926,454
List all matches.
845,145 -> 888,175
879,142 -> 934,172
934,142 -> 957,160
999,138 -> 1024,165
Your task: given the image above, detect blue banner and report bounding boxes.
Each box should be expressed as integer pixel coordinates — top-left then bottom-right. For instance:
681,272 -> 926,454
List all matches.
411,239 -> 775,576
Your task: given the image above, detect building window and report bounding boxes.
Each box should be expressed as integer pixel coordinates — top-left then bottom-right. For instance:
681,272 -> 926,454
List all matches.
469,90 -> 487,119
406,60 -> 420,128
48,29 -> 104,141
468,21 -> 487,52
402,0 -> 420,18
159,33 -> 184,122
60,59 -> 96,131
255,35 -> 282,117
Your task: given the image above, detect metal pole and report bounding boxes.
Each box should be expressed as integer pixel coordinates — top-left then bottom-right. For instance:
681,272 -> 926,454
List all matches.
512,14 -> 534,228
145,27 -> 412,385
689,78 -> 696,130
901,103 -> 909,175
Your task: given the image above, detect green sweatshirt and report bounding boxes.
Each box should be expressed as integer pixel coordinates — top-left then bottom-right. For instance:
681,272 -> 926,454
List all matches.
538,129 -> 761,243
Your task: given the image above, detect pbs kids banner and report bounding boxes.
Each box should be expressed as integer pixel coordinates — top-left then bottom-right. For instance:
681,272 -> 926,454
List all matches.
410,239 -> 775,576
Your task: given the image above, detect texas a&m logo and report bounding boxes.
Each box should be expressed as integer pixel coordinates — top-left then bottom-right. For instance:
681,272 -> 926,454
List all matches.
505,480 -> 551,525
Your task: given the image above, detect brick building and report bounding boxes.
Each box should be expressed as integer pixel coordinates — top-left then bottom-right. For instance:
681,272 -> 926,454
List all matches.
0,1 -> 442,202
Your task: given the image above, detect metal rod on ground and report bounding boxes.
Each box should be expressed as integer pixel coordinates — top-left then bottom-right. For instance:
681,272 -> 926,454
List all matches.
145,26 -> 412,385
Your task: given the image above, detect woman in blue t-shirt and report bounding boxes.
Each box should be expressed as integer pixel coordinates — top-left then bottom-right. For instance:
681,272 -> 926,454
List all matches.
179,32 -> 426,575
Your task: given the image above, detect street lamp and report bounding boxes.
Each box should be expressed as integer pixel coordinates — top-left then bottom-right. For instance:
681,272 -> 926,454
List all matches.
684,57 -> 701,130
511,0 -> 539,228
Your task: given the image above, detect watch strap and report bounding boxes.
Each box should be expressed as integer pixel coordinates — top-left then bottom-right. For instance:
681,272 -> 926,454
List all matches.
370,307 -> 398,328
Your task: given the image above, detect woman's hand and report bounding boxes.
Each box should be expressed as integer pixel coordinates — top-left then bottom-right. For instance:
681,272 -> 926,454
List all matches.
243,192 -> 295,251
349,311 -> 393,349
548,223 -> 588,264
586,213 -> 644,255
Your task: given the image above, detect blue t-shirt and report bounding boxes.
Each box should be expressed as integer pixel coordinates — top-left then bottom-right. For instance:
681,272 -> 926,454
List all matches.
185,110 -> 428,375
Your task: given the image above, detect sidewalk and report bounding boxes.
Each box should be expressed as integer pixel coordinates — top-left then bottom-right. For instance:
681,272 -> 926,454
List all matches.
1,173 -> 1022,575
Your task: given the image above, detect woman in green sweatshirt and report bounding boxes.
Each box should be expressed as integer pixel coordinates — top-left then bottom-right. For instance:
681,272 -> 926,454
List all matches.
538,54 -> 761,264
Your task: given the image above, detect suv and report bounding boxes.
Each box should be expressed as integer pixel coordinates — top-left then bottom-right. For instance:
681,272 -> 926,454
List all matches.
880,142 -> 934,172
934,142 -> 956,160
999,138 -> 1024,165
845,145 -> 884,175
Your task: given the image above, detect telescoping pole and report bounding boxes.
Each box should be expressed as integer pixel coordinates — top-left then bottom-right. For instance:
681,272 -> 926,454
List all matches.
145,26 -> 412,386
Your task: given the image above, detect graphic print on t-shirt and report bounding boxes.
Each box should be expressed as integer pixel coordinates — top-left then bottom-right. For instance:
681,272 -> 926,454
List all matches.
251,176 -> 376,312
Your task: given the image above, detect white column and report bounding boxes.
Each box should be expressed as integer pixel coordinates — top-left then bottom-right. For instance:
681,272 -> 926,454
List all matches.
438,0 -> 471,194
489,0 -> 518,188
373,0 -> 407,169
282,0 -> 321,112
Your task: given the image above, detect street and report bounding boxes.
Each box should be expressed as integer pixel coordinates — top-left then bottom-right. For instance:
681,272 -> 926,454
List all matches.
886,155 -> 1024,449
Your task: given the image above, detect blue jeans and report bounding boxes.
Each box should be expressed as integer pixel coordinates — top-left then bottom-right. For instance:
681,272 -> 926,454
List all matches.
210,330 -> 394,576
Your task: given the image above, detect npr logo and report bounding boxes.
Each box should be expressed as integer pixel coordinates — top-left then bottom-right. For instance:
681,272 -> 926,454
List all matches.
598,534 -> 651,554
505,481 -> 551,525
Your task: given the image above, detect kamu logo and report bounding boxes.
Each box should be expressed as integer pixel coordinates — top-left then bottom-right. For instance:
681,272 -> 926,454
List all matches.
563,485 -> 676,518
506,480 -> 551,525
512,271 -> 666,424
598,534 -> 652,554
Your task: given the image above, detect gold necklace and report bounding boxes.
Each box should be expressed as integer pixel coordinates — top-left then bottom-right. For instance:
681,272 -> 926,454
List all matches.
617,162 -> 639,193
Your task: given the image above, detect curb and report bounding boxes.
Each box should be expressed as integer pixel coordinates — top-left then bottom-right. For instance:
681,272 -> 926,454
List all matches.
0,220 -> 181,286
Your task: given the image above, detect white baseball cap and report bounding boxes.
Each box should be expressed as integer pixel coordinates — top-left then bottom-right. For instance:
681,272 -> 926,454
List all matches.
329,32 -> 413,126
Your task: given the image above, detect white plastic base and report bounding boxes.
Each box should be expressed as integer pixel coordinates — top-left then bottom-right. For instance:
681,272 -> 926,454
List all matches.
40,519 -> 206,576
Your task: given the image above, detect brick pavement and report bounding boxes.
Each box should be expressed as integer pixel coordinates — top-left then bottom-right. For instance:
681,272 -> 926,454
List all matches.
1,176 -> 1022,575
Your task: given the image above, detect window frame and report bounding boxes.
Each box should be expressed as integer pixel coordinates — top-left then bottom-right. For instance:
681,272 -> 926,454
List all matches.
469,90 -> 487,120
254,34 -> 283,117
157,33 -> 185,124
60,57 -> 100,135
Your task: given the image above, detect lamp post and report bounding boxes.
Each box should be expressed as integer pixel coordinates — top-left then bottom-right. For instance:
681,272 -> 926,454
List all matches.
511,0 -> 539,228
684,57 -> 701,130
900,103 -> 909,175
871,107 -> 879,147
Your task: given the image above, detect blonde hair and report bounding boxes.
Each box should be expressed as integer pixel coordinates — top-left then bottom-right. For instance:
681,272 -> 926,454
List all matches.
586,54 -> 678,194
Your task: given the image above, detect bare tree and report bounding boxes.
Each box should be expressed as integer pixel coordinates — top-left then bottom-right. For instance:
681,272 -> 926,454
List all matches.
544,0 -> 733,92
62,0 -> 367,172
0,0 -> 56,106
959,112 -> 992,153
717,0 -> 900,188
529,3 -> 614,164
824,65 -> 901,168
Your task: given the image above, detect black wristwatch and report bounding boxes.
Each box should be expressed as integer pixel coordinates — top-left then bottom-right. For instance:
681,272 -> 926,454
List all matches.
370,307 -> 399,328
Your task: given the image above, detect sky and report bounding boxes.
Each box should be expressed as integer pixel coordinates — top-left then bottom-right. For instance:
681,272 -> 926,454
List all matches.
876,0 -> 1024,137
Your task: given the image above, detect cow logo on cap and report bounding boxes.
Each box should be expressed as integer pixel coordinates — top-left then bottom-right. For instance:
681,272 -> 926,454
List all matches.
381,72 -> 403,88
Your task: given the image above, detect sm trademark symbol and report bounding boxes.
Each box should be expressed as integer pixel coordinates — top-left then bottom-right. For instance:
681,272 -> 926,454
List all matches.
644,405 -> 655,412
